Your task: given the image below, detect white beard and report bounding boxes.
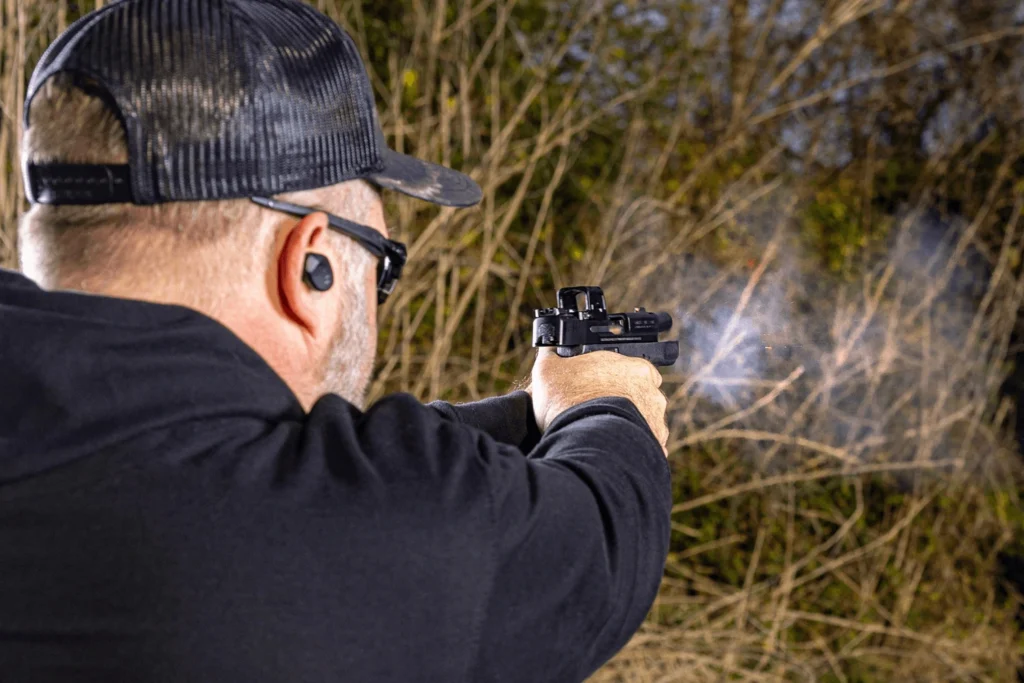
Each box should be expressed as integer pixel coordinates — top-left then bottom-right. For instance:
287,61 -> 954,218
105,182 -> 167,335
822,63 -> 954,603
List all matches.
322,318 -> 375,410
319,254 -> 376,410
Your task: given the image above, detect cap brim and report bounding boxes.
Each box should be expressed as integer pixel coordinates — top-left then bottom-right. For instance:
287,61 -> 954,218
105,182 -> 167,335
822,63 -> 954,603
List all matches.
368,148 -> 482,208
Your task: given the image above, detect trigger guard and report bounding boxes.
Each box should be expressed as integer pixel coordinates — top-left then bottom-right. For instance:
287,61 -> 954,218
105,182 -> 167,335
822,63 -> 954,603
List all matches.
556,346 -> 582,359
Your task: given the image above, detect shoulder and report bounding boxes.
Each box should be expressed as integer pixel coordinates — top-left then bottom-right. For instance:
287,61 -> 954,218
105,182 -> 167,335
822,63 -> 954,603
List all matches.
302,392 -> 495,487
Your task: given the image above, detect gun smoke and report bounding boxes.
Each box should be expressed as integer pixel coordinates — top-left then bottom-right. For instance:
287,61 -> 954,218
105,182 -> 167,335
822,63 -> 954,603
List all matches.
641,206 -> 1018,470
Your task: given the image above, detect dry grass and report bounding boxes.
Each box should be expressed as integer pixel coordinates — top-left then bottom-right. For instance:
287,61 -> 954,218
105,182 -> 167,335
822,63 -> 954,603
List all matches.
3,0 -> 1024,680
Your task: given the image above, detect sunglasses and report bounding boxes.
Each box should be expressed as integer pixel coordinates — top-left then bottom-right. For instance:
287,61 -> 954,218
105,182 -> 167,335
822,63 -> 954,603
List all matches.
251,196 -> 407,305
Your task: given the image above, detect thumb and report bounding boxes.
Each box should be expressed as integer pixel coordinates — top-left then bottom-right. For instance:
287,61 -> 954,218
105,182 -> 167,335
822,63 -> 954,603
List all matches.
534,346 -> 560,370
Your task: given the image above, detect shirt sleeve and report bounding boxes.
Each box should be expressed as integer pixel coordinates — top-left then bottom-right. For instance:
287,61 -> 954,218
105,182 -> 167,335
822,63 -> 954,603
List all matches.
427,391 -> 543,452
306,392 -> 672,682
469,396 -> 672,682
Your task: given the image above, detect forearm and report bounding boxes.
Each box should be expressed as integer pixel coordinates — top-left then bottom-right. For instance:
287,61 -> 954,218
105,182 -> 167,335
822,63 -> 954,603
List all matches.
427,390 -> 542,452
473,396 -> 673,681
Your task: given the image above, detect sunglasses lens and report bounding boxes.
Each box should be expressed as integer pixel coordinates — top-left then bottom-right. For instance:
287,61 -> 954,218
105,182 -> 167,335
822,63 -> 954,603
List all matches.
377,259 -> 397,304
375,244 -> 406,306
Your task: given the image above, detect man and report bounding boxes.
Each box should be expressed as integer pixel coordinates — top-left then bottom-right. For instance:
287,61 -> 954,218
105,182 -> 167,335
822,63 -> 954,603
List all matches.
0,1 -> 672,681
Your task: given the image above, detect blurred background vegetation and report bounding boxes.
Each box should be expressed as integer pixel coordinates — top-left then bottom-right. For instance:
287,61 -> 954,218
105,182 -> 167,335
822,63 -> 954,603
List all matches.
4,0 -> 1024,679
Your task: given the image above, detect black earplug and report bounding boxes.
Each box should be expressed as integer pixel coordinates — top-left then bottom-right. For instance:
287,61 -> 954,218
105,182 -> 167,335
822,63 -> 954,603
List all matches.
303,253 -> 334,292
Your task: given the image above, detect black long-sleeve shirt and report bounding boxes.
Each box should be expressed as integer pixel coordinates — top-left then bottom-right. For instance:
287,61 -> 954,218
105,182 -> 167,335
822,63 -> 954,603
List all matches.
0,268 -> 672,682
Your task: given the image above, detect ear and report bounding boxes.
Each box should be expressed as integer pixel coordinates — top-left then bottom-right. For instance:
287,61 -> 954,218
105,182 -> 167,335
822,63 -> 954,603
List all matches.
277,212 -> 338,339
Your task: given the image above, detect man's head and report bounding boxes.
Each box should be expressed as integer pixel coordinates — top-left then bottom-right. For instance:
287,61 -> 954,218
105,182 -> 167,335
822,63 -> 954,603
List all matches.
21,74 -> 383,409
18,0 -> 481,411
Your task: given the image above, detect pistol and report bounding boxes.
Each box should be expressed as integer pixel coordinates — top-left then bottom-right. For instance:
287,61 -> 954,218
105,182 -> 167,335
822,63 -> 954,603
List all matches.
532,286 -> 680,367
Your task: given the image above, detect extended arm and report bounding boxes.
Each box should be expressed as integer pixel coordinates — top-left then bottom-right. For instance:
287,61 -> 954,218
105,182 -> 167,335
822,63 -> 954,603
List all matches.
469,396 -> 672,682
305,391 -> 671,682
428,391 -> 543,452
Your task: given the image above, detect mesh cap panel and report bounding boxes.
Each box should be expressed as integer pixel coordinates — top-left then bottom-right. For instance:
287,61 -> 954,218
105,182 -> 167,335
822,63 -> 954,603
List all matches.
23,0 -> 481,207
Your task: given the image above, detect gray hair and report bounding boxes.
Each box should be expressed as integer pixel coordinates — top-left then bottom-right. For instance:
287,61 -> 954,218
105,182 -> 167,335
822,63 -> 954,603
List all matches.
19,74 -> 378,311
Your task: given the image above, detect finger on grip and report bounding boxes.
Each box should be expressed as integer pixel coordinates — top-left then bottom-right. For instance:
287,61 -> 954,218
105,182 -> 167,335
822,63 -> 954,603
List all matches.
630,357 -> 662,387
650,364 -> 663,388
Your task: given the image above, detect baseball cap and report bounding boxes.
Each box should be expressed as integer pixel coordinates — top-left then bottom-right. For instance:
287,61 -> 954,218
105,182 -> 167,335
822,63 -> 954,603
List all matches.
22,0 -> 482,208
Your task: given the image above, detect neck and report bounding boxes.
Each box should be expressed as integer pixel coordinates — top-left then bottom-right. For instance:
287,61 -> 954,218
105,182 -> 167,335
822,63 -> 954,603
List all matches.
41,269 -> 321,412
